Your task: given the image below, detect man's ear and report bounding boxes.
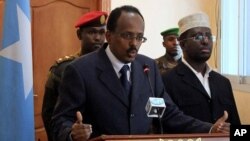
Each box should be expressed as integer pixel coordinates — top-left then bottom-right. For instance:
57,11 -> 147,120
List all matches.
76,29 -> 82,40
105,31 -> 111,43
162,42 -> 166,48
179,41 -> 186,51
180,41 -> 184,48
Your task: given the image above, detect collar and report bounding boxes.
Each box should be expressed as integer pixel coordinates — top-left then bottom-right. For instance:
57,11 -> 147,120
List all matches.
182,58 -> 212,76
105,45 -> 131,76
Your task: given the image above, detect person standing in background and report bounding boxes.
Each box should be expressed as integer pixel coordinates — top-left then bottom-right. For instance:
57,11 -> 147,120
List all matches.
41,11 -> 108,141
156,28 -> 182,74
162,12 -> 241,125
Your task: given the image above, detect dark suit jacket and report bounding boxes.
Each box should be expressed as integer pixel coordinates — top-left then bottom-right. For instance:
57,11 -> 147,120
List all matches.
52,44 -> 212,141
162,62 -> 241,124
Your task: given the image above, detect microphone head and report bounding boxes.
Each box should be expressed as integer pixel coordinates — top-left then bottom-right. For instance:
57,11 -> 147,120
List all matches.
145,97 -> 166,118
143,64 -> 150,73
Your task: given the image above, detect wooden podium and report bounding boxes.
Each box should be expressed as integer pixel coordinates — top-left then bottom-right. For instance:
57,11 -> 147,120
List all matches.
90,133 -> 229,141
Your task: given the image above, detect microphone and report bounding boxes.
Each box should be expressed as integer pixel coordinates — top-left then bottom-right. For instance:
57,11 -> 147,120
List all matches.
143,64 -> 165,134
144,64 -> 166,118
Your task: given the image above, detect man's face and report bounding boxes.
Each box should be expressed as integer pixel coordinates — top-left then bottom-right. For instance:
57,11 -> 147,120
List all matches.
163,35 -> 180,57
77,26 -> 106,54
106,11 -> 145,64
181,27 -> 213,63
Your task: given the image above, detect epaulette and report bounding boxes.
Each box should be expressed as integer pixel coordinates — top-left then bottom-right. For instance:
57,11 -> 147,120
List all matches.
50,54 -> 78,69
48,53 -> 80,77
56,55 -> 77,65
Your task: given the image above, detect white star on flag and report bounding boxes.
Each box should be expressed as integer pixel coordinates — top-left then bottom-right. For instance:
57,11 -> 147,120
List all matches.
0,4 -> 32,99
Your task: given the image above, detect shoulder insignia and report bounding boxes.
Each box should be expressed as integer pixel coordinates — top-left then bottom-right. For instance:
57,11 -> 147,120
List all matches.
56,55 -> 77,65
49,53 -> 80,71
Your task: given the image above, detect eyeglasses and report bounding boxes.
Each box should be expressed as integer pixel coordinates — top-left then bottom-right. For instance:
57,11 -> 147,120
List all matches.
179,33 -> 212,42
116,32 -> 147,43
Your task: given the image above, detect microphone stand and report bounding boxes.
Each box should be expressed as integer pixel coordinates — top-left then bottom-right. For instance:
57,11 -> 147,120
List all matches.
157,108 -> 163,134
144,64 -> 164,134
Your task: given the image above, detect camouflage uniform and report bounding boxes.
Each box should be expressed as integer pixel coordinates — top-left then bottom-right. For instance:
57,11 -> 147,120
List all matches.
157,27 -> 181,75
42,54 -> 79,141
155,54 -> 181,75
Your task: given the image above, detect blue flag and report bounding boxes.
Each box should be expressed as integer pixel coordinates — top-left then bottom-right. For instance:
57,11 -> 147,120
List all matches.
0,0 -> 35,141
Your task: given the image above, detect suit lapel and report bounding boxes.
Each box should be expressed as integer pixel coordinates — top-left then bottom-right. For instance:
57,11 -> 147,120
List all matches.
177,63 -> 211,99
97,48 -> 130,107
207,72 -> 217,98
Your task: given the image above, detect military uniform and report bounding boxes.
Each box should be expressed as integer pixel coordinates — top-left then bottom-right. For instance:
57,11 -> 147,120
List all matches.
42,54 -> 78,141
156,28 -> 182,74
41,11 -> 108,141
156,54 -> 181,74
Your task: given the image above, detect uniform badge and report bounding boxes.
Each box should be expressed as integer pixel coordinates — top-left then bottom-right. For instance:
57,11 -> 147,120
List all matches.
100,15 -> 105,24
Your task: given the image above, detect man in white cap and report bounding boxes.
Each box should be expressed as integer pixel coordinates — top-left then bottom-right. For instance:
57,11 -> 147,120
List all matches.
162,12 -> 241,125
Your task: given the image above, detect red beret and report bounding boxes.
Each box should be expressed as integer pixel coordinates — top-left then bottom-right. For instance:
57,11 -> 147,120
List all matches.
75,11 -> 108,28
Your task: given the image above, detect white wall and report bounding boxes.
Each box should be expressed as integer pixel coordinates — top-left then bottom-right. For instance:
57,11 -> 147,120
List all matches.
111,0 -> 204,59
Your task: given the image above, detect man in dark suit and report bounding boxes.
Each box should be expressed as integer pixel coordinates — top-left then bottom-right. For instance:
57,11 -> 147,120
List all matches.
52,6 -> 230,141
162,12 -> 240,125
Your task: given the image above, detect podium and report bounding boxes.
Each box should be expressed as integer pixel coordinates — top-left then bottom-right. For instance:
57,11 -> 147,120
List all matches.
90,133 -> 229,141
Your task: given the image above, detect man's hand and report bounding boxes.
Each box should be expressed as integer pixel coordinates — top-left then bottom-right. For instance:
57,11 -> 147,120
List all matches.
71,111 -> 92,141
210,111 -> 230,133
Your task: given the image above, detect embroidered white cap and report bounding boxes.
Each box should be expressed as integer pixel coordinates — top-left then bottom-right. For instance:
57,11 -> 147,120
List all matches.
178,12 -> 210,36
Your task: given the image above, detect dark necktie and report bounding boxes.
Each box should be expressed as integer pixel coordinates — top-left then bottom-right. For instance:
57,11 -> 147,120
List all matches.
120,65 -> 131,95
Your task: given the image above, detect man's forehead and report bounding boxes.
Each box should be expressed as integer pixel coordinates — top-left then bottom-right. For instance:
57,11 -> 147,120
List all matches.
188,27 -> 211,34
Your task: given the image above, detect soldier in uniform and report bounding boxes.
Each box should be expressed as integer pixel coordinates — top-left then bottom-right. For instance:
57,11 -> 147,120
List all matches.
41,11 -> 108,141
155,28 -> 182,74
